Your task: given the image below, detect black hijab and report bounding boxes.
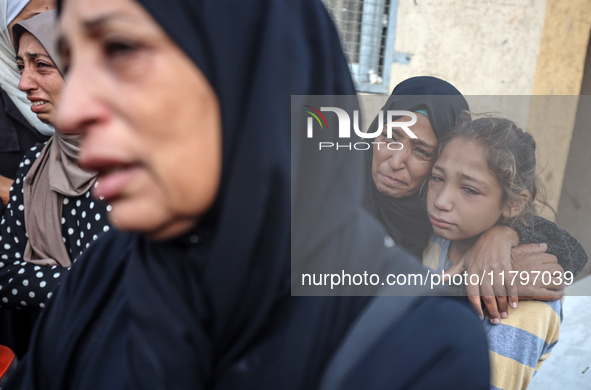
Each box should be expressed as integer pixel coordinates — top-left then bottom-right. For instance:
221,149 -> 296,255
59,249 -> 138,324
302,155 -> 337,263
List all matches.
363,76 -> 469,258
123,0 -> 364,387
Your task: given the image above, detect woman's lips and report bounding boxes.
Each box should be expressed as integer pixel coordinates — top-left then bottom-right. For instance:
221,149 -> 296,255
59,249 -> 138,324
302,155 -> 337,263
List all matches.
93,166 -> 140,201
429,215 -> 454,229
30,100 -> 49,113
378,172 -> 406,187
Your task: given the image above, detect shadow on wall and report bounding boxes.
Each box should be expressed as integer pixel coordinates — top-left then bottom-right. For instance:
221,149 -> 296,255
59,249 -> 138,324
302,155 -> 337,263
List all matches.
557,32 -> 591,280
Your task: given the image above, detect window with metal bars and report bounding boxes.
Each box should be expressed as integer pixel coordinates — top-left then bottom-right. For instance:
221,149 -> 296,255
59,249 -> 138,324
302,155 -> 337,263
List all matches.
322,0 -> 409,93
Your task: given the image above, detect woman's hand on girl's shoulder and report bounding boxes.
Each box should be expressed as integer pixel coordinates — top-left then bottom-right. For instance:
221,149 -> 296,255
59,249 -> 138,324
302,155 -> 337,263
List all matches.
462,225 -> 520,324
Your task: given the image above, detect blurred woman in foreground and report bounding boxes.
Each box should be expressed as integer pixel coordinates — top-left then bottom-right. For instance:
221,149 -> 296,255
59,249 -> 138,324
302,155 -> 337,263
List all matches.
7,1 -> 490,388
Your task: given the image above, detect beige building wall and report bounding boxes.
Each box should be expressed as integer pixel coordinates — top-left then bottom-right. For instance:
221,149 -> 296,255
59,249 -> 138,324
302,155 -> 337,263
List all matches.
383,0 -> 590,245
528,0 -> 591,222
391,0 -> 547,95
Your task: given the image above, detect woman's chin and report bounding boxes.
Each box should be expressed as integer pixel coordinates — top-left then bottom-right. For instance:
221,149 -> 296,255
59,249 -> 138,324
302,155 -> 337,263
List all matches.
108,203 -> 197,241
35,112 -> 53,125
376,185 -> 411,199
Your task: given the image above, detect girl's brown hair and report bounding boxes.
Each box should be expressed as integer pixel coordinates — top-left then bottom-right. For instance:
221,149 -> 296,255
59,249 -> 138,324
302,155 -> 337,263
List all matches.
436,116 -> 551,227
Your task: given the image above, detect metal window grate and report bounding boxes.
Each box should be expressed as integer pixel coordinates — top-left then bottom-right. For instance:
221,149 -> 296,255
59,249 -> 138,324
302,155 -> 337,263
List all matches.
323,0 -> 408,93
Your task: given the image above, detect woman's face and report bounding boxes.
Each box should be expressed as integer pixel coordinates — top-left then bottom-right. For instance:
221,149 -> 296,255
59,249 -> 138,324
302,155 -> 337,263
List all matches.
371,114 -> 438,198
57,0 -> 222,240
16,32 -> 63,125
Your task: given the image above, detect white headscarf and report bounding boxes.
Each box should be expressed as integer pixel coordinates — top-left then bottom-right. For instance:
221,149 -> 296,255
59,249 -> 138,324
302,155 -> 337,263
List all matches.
0,0 -> 54,136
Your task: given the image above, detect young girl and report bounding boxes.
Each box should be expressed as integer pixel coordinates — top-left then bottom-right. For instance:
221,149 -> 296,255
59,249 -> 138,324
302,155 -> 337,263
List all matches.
422,117 -> 562,390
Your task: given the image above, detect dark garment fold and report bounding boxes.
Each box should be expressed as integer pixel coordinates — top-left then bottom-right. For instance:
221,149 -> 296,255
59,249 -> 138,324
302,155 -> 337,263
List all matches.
516,216 -> 588,277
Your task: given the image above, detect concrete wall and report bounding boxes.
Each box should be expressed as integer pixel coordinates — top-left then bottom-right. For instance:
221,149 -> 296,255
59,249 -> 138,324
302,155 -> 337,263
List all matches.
390,0 -> 547,95
386,0 -> 591,216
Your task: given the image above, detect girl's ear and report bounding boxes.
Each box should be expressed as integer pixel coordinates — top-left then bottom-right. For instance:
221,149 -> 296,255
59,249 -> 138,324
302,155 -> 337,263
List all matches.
502,190 -> 529,219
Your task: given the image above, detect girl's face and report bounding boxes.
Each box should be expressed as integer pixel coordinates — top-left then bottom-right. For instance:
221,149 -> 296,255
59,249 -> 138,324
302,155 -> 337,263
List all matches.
371,114 -> 438,198
57,0 -> 222,240
426,138 -> 512,242
17,32 -> 63,125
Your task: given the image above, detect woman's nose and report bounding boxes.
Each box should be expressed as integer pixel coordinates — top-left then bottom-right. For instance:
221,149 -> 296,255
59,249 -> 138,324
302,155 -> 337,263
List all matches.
18,68 -> 38,93
55,55 -> 113,136
387,145 -> 409,171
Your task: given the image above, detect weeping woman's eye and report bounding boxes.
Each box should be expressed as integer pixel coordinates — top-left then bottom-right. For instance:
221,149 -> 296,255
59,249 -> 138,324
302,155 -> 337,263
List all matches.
104,39 -> 138,59
413,147 -> 433,160
36,60 -> 56,71
100,36 -> 148,75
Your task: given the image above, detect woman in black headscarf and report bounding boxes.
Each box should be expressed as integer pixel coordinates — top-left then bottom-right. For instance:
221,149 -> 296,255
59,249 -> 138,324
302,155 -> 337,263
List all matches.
6,0 -> 490,389
364,76 -> 468,258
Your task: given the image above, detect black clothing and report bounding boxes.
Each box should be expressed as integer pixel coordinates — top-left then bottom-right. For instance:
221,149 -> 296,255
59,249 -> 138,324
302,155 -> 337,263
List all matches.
517,216 -> 588,277
332,297 -> 490,390
8,231 -> 491,390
